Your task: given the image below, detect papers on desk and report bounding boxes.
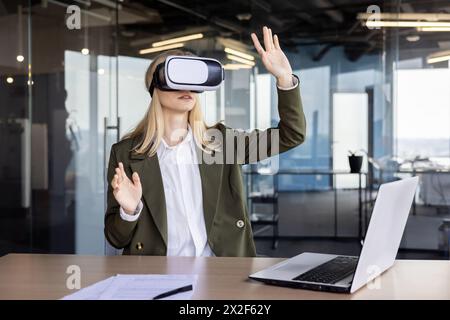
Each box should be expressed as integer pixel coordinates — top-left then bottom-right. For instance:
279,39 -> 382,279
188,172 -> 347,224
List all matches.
61,274 -> 197,300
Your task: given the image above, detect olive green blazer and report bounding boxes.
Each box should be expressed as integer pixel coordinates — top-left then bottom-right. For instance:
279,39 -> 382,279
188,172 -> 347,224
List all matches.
104,84 -> 306,256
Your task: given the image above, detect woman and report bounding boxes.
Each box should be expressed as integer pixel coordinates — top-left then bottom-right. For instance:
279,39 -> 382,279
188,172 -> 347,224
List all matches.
105,26 -> 306,256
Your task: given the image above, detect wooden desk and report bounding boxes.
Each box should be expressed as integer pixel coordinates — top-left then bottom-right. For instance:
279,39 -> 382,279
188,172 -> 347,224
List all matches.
0,254 -> 448,300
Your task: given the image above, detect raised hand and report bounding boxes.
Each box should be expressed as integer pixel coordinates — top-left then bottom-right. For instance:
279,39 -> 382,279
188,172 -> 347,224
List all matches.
111,162 -> 142,215
251,26 -> 293,87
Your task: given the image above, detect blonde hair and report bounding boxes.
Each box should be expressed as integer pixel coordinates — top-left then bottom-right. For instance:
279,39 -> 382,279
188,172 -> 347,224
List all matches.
122,49 -> 219,157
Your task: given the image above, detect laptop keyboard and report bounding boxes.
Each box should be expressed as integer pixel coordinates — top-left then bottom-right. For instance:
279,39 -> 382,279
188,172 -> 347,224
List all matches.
292,256 -> 358,284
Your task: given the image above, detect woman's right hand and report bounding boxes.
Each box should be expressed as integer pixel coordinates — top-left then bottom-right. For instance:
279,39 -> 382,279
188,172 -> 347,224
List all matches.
111,162 -> 142,215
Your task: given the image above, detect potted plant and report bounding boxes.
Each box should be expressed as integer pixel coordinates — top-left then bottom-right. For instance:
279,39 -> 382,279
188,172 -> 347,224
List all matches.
348,150 -> 363,173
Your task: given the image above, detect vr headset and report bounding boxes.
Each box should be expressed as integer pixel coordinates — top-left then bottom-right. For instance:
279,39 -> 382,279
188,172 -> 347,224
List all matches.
148,55 -> 225,97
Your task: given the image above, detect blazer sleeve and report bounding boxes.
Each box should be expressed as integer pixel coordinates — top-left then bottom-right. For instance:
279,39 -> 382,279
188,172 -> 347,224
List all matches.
225,74 -> 306,164
104,144 -> 139,249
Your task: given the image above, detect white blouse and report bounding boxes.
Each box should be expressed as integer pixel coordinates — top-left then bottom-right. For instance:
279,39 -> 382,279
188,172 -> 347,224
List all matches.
119,126 -> 214,257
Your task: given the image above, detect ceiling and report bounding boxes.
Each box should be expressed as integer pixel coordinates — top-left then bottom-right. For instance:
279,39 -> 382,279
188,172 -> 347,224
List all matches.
114,0 -> 450,61
1,0 -> 450,68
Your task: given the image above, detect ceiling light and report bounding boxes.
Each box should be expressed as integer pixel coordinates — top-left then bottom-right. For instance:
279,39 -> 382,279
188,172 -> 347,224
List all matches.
365,20 -> 450,28
236,13 -> 252,21
224,47 -> 254,61
16,55 -> 24,62
121,30 -> 136,38
357,13 -> 450,21
152,33 -> 203,48
223,63 -> 252,70
427,50 -> 450,64
357,12 -> 450,29
6,77 -> 14,84
406,35 -> 420,42
98,69 -> 105,75
81,48 -> 89,55
139,43 -> 184,55
417,27 -> 450,32
427,55 -> 450,64
227,54 -> 255,66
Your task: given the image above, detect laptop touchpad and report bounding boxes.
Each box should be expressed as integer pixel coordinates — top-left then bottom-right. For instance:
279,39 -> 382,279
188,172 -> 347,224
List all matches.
271,253 -> 336,279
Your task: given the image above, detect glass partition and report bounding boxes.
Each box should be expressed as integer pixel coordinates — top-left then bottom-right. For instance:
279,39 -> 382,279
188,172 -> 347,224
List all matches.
1,0 -> 448,256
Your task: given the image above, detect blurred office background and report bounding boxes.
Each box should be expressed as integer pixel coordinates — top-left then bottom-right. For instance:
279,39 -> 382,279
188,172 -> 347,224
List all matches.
0,0 -> 449,258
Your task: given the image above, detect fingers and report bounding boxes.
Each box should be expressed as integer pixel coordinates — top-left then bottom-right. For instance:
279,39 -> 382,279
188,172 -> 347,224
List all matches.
253,26 -> 276,56
262,26 -> 269,51
251,32 -> 265,56
268,28 -> 274,50
113,162 -> 128,187
111,171 -> 141,194
132,172 -> 141,187
111,174 -> 119,189
118,162 -> 127,181
115,167 -> 123,183
263,26 -> 272,52
274,34 -> 281,50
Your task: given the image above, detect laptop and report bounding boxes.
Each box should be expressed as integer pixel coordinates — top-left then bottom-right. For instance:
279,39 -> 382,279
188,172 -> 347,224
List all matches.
249,176 -> 419,294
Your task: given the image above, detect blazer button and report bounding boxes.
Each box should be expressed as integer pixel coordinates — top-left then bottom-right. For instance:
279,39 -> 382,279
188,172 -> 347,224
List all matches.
236,219 -> 245,228
136,242 -> 144,251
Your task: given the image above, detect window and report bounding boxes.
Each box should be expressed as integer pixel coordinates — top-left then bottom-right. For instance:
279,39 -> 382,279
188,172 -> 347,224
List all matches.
395,68 -> 450,160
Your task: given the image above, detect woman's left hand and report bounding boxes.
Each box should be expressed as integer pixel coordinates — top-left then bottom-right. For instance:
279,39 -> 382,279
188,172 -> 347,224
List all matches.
251,26 -> 293,88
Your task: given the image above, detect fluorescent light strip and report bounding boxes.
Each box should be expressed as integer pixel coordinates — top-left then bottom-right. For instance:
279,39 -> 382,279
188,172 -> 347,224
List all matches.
427,50 -> 450,64
417,27 -> 450,32
152,33 -> 203,48
224,47 -> 254,61
223,63 -> 252,70
357,13 -> 450,21
227,54 -> 255,66
427,55 -> 450,64
365,20 -> 450,28
139,43 -> 184,55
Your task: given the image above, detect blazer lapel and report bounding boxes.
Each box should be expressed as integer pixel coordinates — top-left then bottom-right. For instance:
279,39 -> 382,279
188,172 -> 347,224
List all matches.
127,139 -> 223,248
129,143 -> 168,248
197,147 -> 223,237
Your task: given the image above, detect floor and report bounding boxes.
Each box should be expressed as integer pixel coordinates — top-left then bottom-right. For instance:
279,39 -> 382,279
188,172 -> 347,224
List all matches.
254,238 -> 448,260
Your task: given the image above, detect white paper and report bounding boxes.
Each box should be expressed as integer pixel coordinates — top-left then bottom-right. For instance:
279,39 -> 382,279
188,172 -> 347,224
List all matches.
61,274 -> 197,300
61,276 -> 115,300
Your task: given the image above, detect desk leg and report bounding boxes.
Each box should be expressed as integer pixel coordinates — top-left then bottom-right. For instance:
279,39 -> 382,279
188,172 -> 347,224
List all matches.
364,174 -> 368,235
359,173 -> 362,240
412,171 -> 417,215
333,174 -> 338,238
